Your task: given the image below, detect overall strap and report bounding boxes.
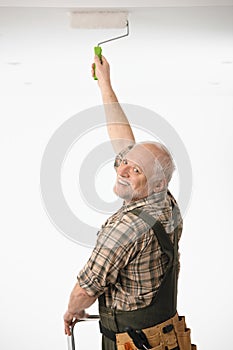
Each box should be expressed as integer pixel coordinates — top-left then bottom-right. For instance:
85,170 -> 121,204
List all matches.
131,202 -> 179,266
130,206 -> 179,317
171,204 -> 179,310
131,208 -> 174,267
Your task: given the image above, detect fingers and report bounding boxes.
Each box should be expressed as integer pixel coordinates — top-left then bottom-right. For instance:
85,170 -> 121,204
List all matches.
91,63 -> 95,77
64,310 -> 86,336
94,55 -> 109,69
94,54 -> 106,64
64,318 -> 77,336
64,317 -> 79,336
64,319 -> 72,336
64,311 -> 74,336
92,55 -> 111,83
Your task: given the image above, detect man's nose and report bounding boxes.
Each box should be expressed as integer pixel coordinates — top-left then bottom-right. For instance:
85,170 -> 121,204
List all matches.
117,163 -> 130,177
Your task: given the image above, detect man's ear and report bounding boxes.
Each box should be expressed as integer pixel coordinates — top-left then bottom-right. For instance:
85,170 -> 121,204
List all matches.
153,179 -> 166,193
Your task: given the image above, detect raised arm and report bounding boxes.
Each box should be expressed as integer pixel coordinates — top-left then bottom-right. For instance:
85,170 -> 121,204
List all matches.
93,55 -> 135,154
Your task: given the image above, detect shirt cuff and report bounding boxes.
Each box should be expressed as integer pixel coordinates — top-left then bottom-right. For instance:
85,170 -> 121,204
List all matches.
77,265 -> 106,297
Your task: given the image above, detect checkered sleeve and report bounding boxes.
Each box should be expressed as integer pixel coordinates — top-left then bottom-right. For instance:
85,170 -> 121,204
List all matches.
77,220 -> 140,297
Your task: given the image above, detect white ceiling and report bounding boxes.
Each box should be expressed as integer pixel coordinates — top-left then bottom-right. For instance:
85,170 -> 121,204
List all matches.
0,0 -> 233,7
0,5 -> 232,97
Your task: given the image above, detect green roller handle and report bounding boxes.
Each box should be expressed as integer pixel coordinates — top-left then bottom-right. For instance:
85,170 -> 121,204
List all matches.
93,46 -> 102,80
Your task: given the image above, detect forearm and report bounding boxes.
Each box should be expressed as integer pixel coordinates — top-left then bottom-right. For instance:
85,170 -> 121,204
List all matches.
94,56 -> 135,153
100,82 -> 135,153
67,282 -> 97,315
100,81 -> 118,104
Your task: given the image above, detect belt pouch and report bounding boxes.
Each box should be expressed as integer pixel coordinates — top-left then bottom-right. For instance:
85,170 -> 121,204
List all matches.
173,316 -> 186,333
116,333 -> 135,350
116,333 -> 165,350
162,328 -> 178,350
175,328 -> 192,350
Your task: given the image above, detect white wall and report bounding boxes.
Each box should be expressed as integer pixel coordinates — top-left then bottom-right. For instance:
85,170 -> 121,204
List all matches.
0,6 -> 233,350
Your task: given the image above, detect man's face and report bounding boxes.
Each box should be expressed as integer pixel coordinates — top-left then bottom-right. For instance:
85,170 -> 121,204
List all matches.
113,144 -> 156,203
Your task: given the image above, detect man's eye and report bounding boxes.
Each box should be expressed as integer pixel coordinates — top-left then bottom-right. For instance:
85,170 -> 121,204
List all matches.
133,168 -> 139,173
114,157 -> 122,167
123,159 -> 128,165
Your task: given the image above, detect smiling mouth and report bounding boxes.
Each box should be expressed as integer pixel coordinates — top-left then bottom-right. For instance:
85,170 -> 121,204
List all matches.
118,179 -> 130,186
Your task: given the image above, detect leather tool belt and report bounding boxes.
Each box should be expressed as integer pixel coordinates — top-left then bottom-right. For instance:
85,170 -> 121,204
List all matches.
100,313 -> 197,350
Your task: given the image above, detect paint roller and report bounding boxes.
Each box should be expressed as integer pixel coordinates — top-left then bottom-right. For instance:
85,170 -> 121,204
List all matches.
70,11 -> 129,80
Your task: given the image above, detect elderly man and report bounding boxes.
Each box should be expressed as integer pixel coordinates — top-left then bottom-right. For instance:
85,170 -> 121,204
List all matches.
64,56 -> 188,350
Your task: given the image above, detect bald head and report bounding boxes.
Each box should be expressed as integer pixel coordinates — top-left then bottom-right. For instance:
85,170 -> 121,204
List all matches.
124,141 -> 175,189
142,142 -> 175,184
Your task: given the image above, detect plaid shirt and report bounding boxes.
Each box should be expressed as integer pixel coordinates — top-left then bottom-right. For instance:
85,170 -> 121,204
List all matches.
77,190 -> 183,311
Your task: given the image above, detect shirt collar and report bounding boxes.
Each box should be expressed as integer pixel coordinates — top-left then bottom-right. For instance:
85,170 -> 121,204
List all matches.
122,190 -> 167,213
